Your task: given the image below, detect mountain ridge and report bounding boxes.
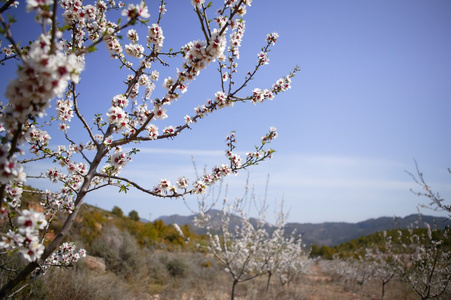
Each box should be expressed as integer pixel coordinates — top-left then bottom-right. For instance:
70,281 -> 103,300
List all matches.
156,211 -> 451,246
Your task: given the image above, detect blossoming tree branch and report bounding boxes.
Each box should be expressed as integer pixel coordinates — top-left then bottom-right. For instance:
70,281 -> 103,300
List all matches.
0,0 -> 298,296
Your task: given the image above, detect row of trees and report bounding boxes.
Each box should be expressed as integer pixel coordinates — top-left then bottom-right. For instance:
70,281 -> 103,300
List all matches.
191,164 -> 451,300
318,167 -> 451,300
0,0 -> 297,297
320,221 -> 450,300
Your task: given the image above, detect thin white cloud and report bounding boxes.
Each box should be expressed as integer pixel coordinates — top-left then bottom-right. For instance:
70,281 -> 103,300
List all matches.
133,147 -> 225,157
21,149 -> 451,223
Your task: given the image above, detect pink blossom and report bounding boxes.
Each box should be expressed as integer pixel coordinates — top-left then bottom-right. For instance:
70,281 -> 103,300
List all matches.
147,24 -> 164,51
17,209 -> 47,235
122,2 -> 150,20
177,177 -> 189,190
191,0 -> 205,9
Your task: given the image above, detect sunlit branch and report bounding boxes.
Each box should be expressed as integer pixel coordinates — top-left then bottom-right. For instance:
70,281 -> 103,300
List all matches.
93,173 -> 189,198
71,82 -> 98,149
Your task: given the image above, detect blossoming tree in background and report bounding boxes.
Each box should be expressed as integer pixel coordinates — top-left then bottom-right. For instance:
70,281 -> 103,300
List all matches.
362,216 -> 450,300
195,190 -> 306,300
0,0 -> 298,297
364,238 -> 396,300
382,222 -> 451,299
407,160 -> 451,218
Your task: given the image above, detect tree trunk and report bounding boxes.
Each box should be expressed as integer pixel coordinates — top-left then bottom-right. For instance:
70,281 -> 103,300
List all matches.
266,272 -> 272,292
0,146 -> 106,298
0,190 -> 88,298
231,279 -> 238,300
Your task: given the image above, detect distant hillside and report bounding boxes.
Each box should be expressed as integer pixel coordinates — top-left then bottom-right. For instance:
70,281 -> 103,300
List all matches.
157,209 -> 260,236
157,212 -> 451,246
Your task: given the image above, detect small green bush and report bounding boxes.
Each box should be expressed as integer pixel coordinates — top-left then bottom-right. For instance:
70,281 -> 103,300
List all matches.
165,258 -> 188,278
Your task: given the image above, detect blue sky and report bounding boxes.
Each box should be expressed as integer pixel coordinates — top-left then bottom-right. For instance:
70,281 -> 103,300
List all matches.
2,0 -> 451,223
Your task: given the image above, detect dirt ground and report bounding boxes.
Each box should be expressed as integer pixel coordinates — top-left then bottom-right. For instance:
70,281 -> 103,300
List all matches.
150,261 -> 420,300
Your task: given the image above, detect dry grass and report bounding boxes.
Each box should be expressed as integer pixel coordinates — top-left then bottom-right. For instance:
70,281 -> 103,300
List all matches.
5,224 -> 449,300
147,260 -> 426,300
9,255 -> 450,300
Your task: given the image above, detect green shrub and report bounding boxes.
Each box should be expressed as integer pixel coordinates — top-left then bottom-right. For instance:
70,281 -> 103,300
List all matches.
165,258 -> 188,278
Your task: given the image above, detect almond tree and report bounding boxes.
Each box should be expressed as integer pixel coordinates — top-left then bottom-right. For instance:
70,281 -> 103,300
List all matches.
367,224 -> 451,300
275,234 -> 308,287
196,196 -> 271,299
372,224 -> 451,300
365,238 -> 396,300
390,224 -> 451,299
404,163 -> 451,298
318,256 -> 350,281
0,0 -> 298,297
195,194 -> 306,299
262,211 -> 306,291
407,160 -> 451,217
346,256 -> 373,289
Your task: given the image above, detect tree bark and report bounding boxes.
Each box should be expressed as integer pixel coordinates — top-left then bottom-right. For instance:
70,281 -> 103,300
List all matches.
231,279 -> 238,300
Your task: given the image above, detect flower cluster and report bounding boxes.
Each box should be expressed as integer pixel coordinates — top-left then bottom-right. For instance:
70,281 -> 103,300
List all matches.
146,123 -> 159,139
122,1 -> 150,20
191,0 -> 205,9
147,24 -> 164,51
105,147 -> 131,175
176,176 -> 189,190
4,184 -> 23,208
4,33 -> 84,124
225,132 -> 242,170
152,178 -> 172,195
163,126 -> 176,135
26,126 -> 51,155
111,94 -> 129,108
251,88 -> 274,104
271,74 -> 293,94
0,209 -> 47,262
127,29 -> 139,42
214,91 -> 234,108
228,20 -> 246,58
46,168 -> 63,183
2,44 -> 16,57
0,145 -> 26,185
40,189 -> 75,214
106,106 -> 128,130
226,151 -> 242,170
257,51 -> 269,65
45,242 -> 86,267
261,126 -> 278,144
172,223 -> 185,239
266,32 -> 278,45
151,161 -> 232,197
180,29 -> 226,76
192,180 -> 207,194
125,43 -> 144,58
56,99 -> 74,131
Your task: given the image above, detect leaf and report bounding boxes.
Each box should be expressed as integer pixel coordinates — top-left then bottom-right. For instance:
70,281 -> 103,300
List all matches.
7,14 -> 17,24
59,24 -> 71,32
119,184 -> 129,194
87,45 -> 97,53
